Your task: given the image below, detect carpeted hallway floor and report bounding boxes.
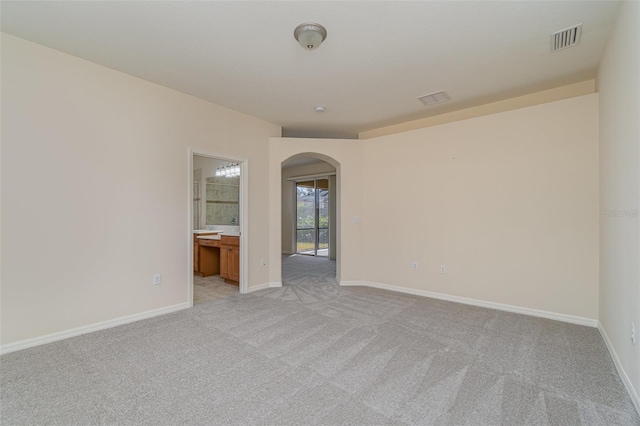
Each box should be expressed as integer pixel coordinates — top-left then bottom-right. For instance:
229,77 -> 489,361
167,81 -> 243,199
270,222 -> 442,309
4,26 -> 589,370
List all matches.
265,254 -> 339,304
1,255 -> 639,425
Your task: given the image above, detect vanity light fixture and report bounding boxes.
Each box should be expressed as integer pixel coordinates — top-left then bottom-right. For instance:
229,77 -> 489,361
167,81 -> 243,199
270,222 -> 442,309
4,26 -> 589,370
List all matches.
215,163 -> 240,178
294,22 -> 327,50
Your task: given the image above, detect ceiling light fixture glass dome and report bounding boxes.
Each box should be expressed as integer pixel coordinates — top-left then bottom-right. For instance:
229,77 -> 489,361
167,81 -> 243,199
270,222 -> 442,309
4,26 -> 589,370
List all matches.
294,23 -> 327,50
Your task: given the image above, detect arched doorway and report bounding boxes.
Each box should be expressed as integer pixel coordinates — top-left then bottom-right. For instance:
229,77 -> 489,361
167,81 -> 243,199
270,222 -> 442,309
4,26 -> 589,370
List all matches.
281,153 -> 339,288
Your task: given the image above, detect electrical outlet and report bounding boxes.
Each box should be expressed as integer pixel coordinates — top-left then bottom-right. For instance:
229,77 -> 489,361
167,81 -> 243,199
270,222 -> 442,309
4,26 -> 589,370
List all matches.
260,259 -> 267,267
353,216 -> 361,224
153,274 -> 161,285
632,322 -> 636,345
412,262 -> 418,270
440,265 -> 446,274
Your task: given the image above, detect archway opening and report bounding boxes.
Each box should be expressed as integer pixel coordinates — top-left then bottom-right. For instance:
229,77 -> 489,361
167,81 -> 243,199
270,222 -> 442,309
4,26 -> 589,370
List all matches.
281,153 -> 340,287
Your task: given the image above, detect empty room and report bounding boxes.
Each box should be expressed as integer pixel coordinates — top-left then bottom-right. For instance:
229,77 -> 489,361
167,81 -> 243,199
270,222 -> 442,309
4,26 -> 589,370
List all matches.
1,1 -> 639,425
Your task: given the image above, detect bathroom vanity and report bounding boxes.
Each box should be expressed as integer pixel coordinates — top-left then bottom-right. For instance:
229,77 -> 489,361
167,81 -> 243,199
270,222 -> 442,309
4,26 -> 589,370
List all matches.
193,231 -> 221,275
219,235 -> 240,284
195,232 -> 240,285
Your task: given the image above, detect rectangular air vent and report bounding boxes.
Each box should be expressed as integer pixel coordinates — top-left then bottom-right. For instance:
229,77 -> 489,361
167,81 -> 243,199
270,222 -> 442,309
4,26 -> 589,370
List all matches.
417,90 -> 450,106
551,24 -> 582,52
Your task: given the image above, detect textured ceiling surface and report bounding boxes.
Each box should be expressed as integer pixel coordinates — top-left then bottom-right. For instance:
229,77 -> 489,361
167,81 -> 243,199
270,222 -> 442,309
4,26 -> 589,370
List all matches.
1,1 -> 620,138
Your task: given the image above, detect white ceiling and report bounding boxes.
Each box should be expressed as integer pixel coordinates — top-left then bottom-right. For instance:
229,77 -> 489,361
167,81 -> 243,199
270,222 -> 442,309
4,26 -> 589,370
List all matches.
1,1 -> 620,139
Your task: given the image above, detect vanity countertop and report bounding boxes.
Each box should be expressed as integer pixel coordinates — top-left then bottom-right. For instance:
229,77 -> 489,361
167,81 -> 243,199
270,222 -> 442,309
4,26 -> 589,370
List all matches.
197,235 -> 221,240
193,230 -> 223,234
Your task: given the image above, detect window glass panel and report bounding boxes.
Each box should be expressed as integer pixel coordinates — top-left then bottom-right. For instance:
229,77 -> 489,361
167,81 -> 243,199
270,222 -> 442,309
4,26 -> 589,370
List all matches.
296,182 -> 315,229
296,229 -> 316,254
295,178 -> 330,256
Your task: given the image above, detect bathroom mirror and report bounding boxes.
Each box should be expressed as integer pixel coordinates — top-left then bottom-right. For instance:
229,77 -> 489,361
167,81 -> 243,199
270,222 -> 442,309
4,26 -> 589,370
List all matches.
193,155 -> 241,229
205,175 -> 239,226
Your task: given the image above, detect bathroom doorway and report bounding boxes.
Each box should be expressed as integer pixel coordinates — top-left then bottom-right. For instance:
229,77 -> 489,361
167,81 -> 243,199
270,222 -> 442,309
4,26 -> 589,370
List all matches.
189,151 -> 247,305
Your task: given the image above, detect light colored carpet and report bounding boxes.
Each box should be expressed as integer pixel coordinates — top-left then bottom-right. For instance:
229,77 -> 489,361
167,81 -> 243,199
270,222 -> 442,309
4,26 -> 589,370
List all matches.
1,256 -> 639,425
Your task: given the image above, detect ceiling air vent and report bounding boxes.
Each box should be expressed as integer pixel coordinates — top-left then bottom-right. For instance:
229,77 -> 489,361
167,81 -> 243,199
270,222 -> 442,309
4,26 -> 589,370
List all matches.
417,90 -> 450,106
551,24 -> 582,52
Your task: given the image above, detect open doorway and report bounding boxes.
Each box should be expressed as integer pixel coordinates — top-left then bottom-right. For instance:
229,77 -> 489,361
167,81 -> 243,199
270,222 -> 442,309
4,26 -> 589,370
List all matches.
191,153 -> 244,305
281,156 -> 337,287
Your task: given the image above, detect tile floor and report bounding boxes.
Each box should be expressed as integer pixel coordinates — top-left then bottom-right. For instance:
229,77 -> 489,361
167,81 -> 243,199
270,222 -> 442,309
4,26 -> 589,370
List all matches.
193,274 -> 238,305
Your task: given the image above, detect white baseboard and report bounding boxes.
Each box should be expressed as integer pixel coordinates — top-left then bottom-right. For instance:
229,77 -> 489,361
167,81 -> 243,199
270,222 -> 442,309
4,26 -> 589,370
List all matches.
340,280 -> 598,328
247,282 -> 282,293
598,323 -> 640,416
339,280 -> 368,287
0,302 -> 190,355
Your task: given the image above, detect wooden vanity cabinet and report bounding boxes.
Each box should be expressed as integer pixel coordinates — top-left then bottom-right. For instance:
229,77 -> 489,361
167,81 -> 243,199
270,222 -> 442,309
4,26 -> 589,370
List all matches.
220,235 -> 240,285
198,238 -> 221,277
193,232 -> 219,275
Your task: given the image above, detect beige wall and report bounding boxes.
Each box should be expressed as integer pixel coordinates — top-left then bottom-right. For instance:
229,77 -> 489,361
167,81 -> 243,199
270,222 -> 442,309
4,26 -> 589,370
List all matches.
269,140 -> 364,285
362,94 -> 600,320
281,161 -> 336,254
598,0 -> 640,406
0,33 -> 281,345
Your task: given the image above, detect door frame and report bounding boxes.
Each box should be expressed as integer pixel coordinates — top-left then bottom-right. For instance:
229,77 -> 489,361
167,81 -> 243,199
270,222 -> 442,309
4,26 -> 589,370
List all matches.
188,148 -> 249,306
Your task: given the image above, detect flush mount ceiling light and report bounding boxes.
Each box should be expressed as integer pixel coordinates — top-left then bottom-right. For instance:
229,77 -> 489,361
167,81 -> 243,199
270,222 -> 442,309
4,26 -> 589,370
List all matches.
294,22 -> 327,50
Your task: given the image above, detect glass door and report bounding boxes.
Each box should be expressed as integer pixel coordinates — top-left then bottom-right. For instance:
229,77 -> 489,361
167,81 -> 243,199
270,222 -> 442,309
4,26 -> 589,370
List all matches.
316,179 -> 329,257
296,180 -> 315,255
296,178 -> 329,257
